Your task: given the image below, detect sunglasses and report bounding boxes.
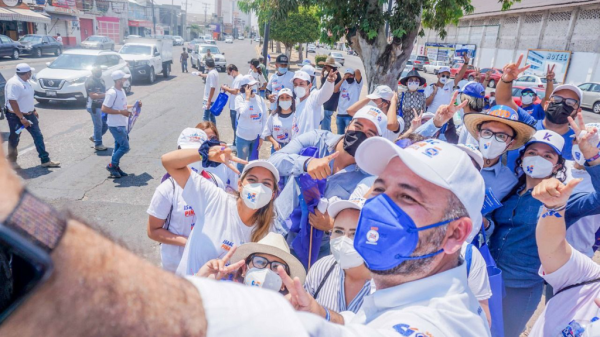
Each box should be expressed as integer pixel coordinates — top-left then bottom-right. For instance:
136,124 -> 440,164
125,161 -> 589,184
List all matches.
246,254 -> 289,274
551,95 -> 579,108
521,92 -> 535,97
479,128 -> 514,143
440,75 -> 449,79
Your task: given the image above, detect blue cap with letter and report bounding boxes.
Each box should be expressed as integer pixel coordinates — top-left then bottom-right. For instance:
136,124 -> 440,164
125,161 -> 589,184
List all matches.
459,81 -> 485,99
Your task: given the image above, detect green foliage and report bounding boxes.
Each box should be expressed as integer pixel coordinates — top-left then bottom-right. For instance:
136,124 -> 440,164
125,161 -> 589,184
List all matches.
314,54 -> 327,66
268,6 -> 320,49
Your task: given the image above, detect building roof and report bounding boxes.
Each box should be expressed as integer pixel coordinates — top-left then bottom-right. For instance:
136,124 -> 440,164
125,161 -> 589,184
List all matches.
464,0 -> 600,18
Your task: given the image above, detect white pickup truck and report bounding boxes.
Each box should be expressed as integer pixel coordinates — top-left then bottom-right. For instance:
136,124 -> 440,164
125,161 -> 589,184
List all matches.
119,37 -> 173,84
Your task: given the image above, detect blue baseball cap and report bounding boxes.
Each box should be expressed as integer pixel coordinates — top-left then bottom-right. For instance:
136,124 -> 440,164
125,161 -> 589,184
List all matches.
521,88 -> 536,95
525,130 -> 564,156
460,81 -> 486,99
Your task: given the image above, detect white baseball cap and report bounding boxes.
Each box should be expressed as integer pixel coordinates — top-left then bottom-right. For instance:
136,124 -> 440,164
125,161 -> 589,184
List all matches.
344,68 -> 354,75
525,129 -> 565,155
277,88 -> 293,98
327,197 -> 366,219
16,63 -> 34,73
438,66 -> 451,74
551,84 -> 583,104
456,144 -> 484,171
302,59 -> 312,66
239,74 -> 258,87
177,128 -> 208,149
353,105 -> 386,136
292,70 -> 311,83
355,137 -> 485,243
300,65 -> 315,77
366,85 -> 394,101
111,70 -> 131,80
241,159 -> 280,183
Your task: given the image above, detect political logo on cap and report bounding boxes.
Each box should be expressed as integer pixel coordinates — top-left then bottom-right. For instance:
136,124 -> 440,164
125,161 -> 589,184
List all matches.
525,129 -> 565,155
438,66 -> 451,74
366,85 -> 394,101
277,88 -> 293,98
460,81 -> 485,99
353,106 -> 385,136
177,128 -> 208,149
276,54 -> 289,64
111,70 -> 131,80
16,63 -> 34,73
292,71 -> 311,83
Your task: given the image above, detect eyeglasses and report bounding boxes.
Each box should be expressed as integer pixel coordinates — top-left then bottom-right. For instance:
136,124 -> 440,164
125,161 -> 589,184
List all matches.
246,254 -> 289,274
331,228 -> 356,239
521,92 -> 535,97
479,128 -> 513,143
440,75 -> 449,79
551,95 -> 579,108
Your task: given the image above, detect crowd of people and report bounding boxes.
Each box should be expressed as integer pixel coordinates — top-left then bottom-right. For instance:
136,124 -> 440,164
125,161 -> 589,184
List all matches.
3,49 -> 600,337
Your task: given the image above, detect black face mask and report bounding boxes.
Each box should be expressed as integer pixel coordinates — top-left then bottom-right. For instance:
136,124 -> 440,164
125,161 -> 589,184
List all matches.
545,102 -> 575,124
343,130 -> 368,157
346,78 -> 355,84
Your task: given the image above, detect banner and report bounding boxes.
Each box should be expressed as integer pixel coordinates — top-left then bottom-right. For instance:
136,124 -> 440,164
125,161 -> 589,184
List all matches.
127,100 -> 141,133
524,49 -> 571,84
424,43 -> 477,62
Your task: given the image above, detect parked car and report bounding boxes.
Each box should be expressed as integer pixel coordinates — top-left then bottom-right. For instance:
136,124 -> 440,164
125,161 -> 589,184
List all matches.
123,35 -> 141,44
225,36 -> 233,44
32,49 -> 131,105
473,68 -> 503,88
0,73 -> 6,105
238,35 -> 244,40
18,34 -> 62,58
514,75 -> 557,89
408,55 -> 430,71
423,61 -> 447,75
81,35 -> 115,50
307,44 -> 316,53
450,62 -> 476,79
511,86 -> 545,106
119,37 -> 173,83
328,52 -> 345,66
204,36 -> 216,45
173,36 -> 184,45
578,82 -> 600,113
0,35 -> 21,60
188,38 -> 206,52
191,44 -> 226,72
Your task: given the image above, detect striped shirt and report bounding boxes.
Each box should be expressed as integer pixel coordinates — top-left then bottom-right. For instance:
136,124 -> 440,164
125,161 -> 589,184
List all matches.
304,255 -> 372,313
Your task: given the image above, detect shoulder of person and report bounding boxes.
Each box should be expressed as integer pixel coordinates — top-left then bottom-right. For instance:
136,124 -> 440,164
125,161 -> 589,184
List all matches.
376,311 -> 445,336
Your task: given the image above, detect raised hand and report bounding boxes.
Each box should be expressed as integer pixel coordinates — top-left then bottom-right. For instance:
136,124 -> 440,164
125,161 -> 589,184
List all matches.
306,151 -> 339,180
502,54 -> 531,82
432,91 -> 468,127
196,245 -> 245,280
462,53 -> 470,65
208,145 -> 248,175
327,70 -> 338,83
410,109 -> 423,130
484,70 -> 492,82
568,113 -> 599,160
546,64 -> 556,81
308,209 -> 334,232
277,266 -> 316,312
533,178 -> 582,209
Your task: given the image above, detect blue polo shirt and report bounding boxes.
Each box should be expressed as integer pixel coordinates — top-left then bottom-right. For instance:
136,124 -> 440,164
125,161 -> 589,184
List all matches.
481,160 -> 518,202
521,103 -> 545,121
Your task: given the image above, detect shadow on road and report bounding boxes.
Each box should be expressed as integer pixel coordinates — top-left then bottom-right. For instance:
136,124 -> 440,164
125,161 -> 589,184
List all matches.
17,166 -> 54,179
0,131 -> 8,143
113,171 -> 153,188
35,101 -> 84,110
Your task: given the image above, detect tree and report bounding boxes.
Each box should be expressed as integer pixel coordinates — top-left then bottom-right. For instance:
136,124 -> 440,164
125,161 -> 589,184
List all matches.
268,6 -> 320,60
255,0 -> 519,92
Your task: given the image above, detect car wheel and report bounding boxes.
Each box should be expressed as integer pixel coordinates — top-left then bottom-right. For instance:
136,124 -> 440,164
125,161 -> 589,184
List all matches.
54,48 -> 61,56
468,75 -> 474,81
35,48 -> 42,58
35,98 -> 50,104
163,63 -> 170,78
11,49 -> 18,60
148,67 -> 155,84
594,102 -> 600,114
488,79 -> 496,88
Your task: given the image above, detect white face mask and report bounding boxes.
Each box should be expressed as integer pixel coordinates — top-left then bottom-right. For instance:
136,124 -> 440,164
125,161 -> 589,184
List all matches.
241,183 -> 273,210
572,144 -> 586,166
439,77 -> 448,84
407,81 -> 419,91
521,95 -> 534,105
478,137 -> 508,159
294,86 -> 307,98
330,236 -> 364,269
244,267 -> 282,292
279,100 -> 292,110
521,156 -> 555,178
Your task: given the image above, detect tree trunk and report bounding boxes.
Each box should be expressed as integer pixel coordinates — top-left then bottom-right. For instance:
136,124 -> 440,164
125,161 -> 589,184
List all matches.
349,10 -> 421,93
298,44 -> 303,62
284,43 -> 292,58
276,41 -> 281,53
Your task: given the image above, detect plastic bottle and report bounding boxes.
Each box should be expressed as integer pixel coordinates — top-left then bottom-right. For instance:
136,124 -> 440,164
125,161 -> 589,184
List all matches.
559,317 -> 600,337
15,125 -> 24,135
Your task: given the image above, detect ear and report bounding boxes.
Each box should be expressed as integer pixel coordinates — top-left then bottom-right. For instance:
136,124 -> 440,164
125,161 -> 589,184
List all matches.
442,217 -> 472,254
238,178 -> 243,191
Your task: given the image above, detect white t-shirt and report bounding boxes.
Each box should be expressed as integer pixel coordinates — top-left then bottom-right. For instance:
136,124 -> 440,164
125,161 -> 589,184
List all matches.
146,178 -> 195,272
296,80 -> 334,135
349,176 -> 376,199
424,81 -> 456,113
529,248 -> 600,337
56,36 -> 62,44
380,115 -> 405,142
462,243 -> 492,301
235,94 -> 268,141
229,74 -> 243,110
262,112 -> 298,145
267,71 -> 295,110
176,171 -> 257,276
204,69 -> 219,104
203,164 -> 239,193
249,69 -> 267,92
337,80 -> 362,116
5,75 -> 35,113
103,87 -> 128,127
564,161 -> 600,257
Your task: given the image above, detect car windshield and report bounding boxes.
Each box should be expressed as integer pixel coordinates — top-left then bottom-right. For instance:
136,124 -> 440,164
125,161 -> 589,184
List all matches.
331,53 -> 343,57
19,36 -> 42,43
87,36 -> 103,42
120,45 -> 152,55
540,78 -> 557,84
48,54 -> 97,70
200,46 -> 220,54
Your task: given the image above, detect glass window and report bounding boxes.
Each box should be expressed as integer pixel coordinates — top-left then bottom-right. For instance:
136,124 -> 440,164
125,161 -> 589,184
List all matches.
49,54 -> 97,70
94,55 -> 109,67
0,36 -> 11,43
578,83 -> 592,91
591,84 -> 600,93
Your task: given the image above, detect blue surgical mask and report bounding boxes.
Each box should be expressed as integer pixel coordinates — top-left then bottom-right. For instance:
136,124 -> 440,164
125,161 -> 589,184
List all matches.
278,67 -> 288,75
354,194 -> 456,271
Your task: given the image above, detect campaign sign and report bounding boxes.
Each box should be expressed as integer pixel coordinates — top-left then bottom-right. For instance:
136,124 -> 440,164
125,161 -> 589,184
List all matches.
127,100 -> 141,133
525,49 -> 572,84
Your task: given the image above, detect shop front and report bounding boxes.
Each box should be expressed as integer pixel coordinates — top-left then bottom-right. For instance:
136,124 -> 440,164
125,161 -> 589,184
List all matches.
44,5 -> 79,46
128,19 -> 152,36
96,16 -> 119,43
0,1 -> 50,41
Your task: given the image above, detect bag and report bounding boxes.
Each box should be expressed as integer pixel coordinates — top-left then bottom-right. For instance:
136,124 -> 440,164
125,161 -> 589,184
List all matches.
209,90 -> 228,116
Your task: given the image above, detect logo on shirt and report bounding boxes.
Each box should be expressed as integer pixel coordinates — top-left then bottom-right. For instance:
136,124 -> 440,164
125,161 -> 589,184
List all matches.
251,112 -> 262,120
366,227 -> 379,245
276,132 -> 289,141
184,205 -> 195,217
221,240 -> 234,251
274,126 -> 281,132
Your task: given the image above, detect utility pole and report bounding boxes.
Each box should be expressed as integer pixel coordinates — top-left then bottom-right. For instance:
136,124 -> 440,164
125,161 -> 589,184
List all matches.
261,19 -> 269,66
202,3 -> 209,24
150,0 -> 157,35
171,0 -> 174,36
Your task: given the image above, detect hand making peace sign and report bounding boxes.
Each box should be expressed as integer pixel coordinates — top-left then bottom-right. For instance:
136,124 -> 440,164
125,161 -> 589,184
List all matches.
568,112 -> 600,162
546,64 -> 556,82
207,145 -> 248,175
432,91 -> 469,128
502,54 -> 531,82
196,245 -> 245,280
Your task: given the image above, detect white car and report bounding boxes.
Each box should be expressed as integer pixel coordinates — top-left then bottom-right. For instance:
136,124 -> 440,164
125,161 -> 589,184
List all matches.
190,44 -> 226,72
307,44 -> 316,53
423,61 -> 448,74
238,36 -> 244,40
225,36 -> 233,44
32,49 -> 132,105
514,75 -> 557,89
